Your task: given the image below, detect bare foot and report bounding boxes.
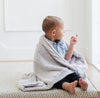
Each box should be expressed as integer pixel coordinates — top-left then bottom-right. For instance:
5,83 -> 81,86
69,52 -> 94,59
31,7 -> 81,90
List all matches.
79,78 -> 88,91
62,81 -> 77,94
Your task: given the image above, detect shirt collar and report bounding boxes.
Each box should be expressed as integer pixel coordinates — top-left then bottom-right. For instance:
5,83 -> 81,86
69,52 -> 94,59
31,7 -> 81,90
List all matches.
45,35 -> 62,44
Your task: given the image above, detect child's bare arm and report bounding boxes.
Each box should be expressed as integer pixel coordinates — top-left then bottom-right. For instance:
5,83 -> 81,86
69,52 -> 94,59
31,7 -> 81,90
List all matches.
65,35 -> 78,61
65,44 -> 74,60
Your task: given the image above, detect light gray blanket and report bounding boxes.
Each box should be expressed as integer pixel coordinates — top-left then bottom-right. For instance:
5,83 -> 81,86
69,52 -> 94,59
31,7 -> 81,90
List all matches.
18,34 -> 88,92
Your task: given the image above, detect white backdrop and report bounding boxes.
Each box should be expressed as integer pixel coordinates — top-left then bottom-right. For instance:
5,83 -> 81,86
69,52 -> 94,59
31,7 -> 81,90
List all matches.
0,0 -> 93,64
5,0 -> 72,31
92,0 -> 100,68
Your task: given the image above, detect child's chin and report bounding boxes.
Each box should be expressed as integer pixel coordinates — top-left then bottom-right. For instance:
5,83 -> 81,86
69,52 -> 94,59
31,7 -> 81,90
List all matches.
56,37 -> 63,40
60,37 -> 63,40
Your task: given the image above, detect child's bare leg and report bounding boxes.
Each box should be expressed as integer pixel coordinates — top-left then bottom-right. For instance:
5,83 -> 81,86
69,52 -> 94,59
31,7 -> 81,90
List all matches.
62,81 -> 77,94
79,78 -> 88,91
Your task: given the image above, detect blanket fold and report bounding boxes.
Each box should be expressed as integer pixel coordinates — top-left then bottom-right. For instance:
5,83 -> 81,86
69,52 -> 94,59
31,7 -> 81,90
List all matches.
18,34 -> 88,91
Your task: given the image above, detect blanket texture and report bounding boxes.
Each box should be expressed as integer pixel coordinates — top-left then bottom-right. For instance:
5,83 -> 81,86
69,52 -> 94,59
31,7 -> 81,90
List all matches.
18,34 -> 88,91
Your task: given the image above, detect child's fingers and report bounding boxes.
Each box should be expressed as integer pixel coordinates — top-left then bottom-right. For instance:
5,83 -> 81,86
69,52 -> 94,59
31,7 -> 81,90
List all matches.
76,34 -> 78,38
74,38 -> 77,41
71,35 -> 78,41
71,36 -> 74,39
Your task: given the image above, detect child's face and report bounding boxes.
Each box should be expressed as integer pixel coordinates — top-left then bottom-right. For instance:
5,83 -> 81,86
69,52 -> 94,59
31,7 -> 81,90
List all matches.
55,22 -> 65,40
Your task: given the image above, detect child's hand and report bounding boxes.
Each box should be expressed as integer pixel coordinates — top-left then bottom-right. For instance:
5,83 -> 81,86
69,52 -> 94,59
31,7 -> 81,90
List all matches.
70,35 -> 78,45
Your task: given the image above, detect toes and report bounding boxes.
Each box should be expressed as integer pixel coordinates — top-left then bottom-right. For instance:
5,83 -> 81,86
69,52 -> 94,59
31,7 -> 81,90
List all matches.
67,83 -> 76,94
72,82 -> 76,87
81,81 -> 88,91
79,78 -> 82,84
79,78 -> 82,82
79,79 -> 88,90
82,81 -> 87,86
74,81 -> 78,86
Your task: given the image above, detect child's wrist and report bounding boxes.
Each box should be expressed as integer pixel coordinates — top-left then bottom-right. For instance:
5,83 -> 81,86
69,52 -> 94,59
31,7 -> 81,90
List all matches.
70,43 -> 75,47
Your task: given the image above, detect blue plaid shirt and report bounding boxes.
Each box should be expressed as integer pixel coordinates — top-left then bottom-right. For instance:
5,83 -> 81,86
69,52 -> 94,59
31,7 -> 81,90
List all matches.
45,36 -> 68,58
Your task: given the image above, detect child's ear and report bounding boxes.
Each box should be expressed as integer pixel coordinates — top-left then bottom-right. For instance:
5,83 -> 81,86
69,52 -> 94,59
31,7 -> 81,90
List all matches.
52,29 -> 56,36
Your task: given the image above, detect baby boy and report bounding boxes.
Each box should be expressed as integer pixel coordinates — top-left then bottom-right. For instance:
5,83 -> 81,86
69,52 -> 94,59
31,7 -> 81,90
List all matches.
42,16 -> 88,94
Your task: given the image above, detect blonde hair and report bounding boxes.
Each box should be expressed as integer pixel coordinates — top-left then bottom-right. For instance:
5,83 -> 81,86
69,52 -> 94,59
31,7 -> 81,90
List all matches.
42,16 -> 63,33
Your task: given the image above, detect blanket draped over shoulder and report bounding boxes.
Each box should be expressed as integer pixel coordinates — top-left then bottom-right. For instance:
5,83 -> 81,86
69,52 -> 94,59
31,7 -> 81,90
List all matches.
18,34 -> 88,91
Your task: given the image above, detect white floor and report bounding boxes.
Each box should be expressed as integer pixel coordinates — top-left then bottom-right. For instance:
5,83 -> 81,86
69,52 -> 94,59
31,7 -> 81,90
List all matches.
0,61 -> 33,80
0,62 -> 100,91
93,64 -> 100,72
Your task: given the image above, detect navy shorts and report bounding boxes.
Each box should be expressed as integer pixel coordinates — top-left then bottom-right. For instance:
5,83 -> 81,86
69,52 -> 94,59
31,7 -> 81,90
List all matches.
52,72 -> 81,89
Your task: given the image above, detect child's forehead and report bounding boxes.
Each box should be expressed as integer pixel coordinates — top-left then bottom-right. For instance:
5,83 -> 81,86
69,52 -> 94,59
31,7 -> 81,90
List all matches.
57,22 -> 64,28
